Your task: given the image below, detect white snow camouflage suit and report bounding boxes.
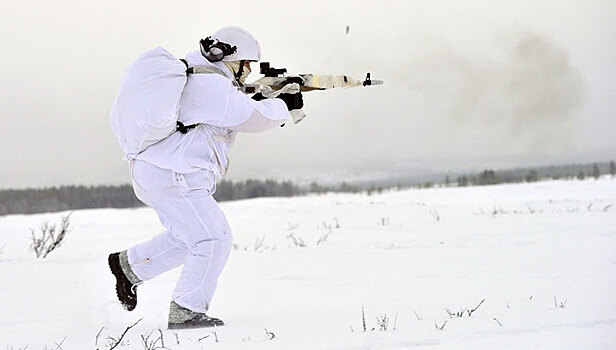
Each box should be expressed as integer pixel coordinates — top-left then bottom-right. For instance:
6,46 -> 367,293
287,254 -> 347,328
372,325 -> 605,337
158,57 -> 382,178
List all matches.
126,50 -> 289,313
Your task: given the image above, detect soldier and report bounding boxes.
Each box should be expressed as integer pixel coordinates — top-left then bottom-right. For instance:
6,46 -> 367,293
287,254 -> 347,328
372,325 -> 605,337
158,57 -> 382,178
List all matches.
108,26 -> 303,329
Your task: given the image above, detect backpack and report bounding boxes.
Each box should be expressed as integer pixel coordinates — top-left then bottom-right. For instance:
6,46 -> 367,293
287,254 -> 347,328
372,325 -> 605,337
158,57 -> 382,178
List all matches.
110,47 -> 224,161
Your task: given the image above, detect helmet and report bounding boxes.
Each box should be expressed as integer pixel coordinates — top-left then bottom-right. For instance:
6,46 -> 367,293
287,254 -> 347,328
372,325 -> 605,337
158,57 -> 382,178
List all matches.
206,26 -> 262,62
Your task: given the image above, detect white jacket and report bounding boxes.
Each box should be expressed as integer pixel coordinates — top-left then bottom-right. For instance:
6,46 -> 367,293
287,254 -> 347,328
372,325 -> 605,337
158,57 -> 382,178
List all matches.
136,51 -> 289,177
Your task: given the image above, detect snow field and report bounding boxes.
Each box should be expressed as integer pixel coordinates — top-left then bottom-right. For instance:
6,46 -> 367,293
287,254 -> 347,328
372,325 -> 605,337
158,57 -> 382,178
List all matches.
0,178 -> 615,349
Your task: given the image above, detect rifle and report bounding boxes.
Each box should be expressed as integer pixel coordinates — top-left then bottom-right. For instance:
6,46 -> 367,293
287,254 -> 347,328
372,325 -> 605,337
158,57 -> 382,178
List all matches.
242,62 -> 383,123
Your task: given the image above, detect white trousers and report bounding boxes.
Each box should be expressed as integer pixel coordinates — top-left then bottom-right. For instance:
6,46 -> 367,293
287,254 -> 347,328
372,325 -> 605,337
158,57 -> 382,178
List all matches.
127,160 -> 232,313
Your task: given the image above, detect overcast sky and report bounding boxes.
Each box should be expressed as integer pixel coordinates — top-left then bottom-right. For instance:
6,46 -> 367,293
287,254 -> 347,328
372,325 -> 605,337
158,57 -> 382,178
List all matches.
1,0 -> 615,188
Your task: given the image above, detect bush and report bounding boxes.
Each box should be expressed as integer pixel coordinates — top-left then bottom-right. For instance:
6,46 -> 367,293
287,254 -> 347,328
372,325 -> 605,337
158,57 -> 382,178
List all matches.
30,213 -> 71,258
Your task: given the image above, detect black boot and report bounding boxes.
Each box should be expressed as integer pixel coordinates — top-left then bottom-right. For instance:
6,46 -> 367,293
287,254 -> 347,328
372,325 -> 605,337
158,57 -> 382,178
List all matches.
167,301 -> 224,329
108,252 -> 139,311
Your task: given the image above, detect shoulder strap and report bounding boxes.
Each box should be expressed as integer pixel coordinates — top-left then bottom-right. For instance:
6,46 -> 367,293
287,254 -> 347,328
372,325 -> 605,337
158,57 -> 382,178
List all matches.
185,64 -> 226,77
182,61 -> 239,87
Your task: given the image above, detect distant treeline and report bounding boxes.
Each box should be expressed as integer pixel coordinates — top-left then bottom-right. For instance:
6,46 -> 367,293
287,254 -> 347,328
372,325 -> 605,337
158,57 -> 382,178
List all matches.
214,179 -> 299,201
313,161 -> 616,192
0,185 -> 142,215
435,161 -> 615,189
0,179 -> 300,216
0,161 -> 614,215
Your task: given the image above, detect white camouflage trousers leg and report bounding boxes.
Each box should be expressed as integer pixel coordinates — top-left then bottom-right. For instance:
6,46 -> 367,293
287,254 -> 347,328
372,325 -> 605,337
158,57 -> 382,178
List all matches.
127,160 -> 232,313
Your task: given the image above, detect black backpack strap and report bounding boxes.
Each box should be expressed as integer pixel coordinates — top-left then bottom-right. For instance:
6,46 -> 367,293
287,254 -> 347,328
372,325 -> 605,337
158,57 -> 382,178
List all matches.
181,59 -> 197,75
176,121 -> 199,134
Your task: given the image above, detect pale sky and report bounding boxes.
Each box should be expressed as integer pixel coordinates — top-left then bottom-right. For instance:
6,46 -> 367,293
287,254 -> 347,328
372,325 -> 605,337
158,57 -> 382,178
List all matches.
1,0 -> 615,188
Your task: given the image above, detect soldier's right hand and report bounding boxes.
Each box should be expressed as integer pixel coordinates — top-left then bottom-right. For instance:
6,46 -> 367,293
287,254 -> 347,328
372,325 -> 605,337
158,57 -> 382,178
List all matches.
277,92 -> 304,111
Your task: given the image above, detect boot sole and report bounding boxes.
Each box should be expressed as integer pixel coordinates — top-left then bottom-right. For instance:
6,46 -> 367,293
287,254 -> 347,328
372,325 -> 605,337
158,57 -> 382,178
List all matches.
108,253 -> 137,311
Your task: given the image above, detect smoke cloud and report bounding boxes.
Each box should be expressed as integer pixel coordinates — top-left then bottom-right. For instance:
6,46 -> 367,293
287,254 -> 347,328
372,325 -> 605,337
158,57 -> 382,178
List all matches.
397,33 -> 585,160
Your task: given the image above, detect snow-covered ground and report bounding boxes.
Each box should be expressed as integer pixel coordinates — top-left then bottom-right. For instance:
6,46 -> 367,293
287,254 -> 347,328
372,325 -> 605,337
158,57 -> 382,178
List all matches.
1,178 -> 615,349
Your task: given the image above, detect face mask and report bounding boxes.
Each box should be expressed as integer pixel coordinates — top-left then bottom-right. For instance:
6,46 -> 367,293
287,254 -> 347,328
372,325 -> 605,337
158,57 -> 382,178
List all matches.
223,61 -> 250,85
